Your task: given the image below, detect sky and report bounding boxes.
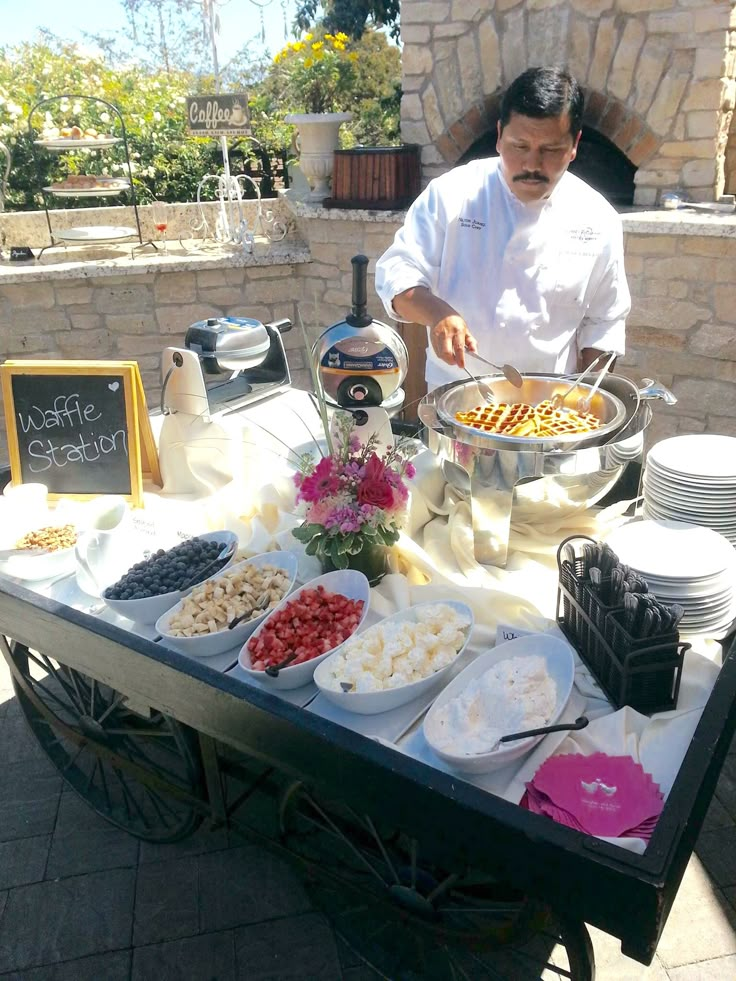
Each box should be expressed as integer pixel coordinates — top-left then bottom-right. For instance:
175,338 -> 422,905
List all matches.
0,0 -> 293,64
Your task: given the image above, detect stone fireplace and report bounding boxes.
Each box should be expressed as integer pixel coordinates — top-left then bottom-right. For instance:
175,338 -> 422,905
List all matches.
400,0 -> 736,206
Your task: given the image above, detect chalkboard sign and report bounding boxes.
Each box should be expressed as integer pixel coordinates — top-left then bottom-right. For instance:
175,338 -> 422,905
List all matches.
0,361 -> 159,505
185,94 -> 250,137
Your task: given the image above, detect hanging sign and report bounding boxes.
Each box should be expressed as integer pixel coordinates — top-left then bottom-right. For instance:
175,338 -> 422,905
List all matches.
0,360 -> 161,506
186,94 -> 251,137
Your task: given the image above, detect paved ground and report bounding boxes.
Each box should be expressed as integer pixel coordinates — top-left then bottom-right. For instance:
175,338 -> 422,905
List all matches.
2,653 -> 736,980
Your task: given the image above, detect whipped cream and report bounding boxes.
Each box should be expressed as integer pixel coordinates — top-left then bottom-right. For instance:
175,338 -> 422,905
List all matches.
428,654 -> 557,756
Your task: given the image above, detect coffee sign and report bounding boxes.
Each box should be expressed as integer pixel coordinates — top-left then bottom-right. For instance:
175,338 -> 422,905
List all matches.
186,94 -> 250,137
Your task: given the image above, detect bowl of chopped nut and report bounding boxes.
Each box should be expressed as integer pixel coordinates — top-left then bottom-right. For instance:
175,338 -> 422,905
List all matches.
155,551 -> 300,656
0,517 -> 79,582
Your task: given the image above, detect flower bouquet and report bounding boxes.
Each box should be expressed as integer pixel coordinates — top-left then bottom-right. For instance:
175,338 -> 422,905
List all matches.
291,412 -> 416,582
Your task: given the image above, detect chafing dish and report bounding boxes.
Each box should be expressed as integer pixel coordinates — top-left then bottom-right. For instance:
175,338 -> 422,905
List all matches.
419,373 -> 676,567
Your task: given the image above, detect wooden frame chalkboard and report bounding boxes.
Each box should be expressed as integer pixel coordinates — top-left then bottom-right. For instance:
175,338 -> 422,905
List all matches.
0,361 -> 154,505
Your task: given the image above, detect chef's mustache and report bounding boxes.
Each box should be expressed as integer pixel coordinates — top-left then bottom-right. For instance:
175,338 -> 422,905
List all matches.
513,172 -> 549,183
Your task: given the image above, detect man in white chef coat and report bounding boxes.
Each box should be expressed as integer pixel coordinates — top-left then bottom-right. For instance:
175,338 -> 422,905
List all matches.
375,66 -> 631,391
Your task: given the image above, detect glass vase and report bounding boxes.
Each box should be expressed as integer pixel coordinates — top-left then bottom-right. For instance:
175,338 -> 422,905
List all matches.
321,540 -> 390,586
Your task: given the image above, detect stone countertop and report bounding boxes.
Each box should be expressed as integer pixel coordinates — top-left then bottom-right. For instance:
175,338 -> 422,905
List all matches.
285,193 -> 736,237
0,237 -> 312,285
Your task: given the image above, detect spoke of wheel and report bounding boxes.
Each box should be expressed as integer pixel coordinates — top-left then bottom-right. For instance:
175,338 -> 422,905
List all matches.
29,676 -> 77,716
461,945 -> 511,980
302,795 -> 388,888
84,756 -> 100,794
39,656 -> 83,713
102,727 -> 174,738
66,668 -> 88,715
89,679 -> 97,717
141,786 -> 174,829
116,730 -> 186,781
426,872 -> 460,904
142,781 -> 185,824
364,815 -> 400,885
97,759 -> 116,815
114,767 -> 133,823
95,693 -> 126,726
114,767 -> 151,829
25,649 -> 54,676
61,743 -> 87,774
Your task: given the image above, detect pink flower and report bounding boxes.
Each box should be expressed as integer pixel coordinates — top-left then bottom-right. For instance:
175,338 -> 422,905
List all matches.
296,456 -> 340,503
364,453 -> 387,482
357,477 -> 394,509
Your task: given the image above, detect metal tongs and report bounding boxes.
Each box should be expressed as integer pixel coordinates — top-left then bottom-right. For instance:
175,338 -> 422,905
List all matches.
462,364 -> 496,405
467,351 -> 523,388
550,351 -> 615,410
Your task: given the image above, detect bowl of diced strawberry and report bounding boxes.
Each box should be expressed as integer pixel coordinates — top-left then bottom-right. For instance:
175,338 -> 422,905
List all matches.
237,570 -> 371,689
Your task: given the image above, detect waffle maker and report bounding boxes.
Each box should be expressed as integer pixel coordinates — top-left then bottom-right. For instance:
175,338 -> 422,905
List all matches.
313,255 -> 409,448
160,315 -> 292,419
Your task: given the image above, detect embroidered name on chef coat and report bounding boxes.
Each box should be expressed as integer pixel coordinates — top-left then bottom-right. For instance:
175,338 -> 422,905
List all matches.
458,217 -> 486,231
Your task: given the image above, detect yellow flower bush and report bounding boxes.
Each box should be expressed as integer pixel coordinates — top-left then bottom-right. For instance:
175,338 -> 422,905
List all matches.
272,32 -> 358,114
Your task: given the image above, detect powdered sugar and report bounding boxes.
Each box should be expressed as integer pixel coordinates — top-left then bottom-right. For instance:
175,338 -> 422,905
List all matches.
428,654 -> 557,756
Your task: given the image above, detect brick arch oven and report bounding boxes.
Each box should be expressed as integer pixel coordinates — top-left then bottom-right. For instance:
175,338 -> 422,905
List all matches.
399,0 -> 736,206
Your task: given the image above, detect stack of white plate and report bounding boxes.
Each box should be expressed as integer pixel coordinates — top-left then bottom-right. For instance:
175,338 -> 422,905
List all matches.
605,518 -> 736,637
643,434 -> 736,546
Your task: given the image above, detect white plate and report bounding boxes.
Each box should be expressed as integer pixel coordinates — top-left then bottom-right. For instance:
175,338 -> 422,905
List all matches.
647,435 -> 736,479
54,225 -> 138,243
313,601 -> 474,715
45,179 -> 130,198
605,519 -> 735,580
35,136 -> 121,150
422,634 -> 575,775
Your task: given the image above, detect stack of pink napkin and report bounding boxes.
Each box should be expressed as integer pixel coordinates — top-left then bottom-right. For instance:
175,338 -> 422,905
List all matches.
522,752 -> 664,841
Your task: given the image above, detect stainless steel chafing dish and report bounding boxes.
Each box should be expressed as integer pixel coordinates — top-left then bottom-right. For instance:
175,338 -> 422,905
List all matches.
419,373 -> 677,567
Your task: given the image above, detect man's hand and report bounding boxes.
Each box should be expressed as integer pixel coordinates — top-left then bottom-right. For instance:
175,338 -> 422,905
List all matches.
429,314 -> 478,368
392,286 -> 478,368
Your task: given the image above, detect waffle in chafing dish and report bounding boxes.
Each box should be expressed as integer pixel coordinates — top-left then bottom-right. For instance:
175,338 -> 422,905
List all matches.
455,399 -> 601,438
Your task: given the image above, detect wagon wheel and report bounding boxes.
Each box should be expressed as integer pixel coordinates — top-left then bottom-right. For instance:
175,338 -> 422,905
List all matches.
279,781 -> 595,979
6,639 -> 205,843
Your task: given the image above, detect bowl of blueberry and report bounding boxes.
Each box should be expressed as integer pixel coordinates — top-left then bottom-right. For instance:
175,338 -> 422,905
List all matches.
101,531 -> 238,624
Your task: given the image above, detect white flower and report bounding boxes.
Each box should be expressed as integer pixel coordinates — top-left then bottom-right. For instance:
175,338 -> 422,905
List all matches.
153,111 -> 161,122
72,101 -> 82,115
100,111 -> 110,123
42,65 -> 51,76
7,102 -> 22,118
59,99 -> 69,112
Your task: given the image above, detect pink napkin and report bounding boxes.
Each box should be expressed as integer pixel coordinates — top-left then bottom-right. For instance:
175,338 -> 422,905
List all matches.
523,752 -> 664,840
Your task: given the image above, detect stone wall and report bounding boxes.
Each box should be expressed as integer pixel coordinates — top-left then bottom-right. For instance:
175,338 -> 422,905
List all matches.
400,0 -> 736,204
2,200 -> 736,465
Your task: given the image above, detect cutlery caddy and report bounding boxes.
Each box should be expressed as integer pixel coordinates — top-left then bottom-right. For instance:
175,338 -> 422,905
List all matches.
556,535 -> 689,714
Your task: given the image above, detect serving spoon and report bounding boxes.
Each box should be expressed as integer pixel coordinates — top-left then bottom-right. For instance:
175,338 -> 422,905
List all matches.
265,652 -> 298,677
499,715 -> 589,744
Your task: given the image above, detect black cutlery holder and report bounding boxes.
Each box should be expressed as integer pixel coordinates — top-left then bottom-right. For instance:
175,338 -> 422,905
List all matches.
556,535 -> 688,715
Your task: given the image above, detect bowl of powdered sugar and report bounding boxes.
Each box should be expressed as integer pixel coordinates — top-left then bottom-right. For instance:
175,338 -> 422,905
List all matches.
423,634 -> 575,774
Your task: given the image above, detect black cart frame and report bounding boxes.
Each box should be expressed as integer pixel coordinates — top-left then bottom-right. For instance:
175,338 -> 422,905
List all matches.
1,573 -> 735,976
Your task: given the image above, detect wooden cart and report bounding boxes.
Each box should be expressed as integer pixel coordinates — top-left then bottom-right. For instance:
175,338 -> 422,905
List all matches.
1,565 -> 735,980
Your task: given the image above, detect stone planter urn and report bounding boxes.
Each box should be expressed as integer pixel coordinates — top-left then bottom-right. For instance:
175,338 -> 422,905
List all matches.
285,112 -> 352,202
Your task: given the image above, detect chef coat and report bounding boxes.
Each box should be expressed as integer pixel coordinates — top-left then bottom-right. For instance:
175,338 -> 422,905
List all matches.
374,157 -> 630,390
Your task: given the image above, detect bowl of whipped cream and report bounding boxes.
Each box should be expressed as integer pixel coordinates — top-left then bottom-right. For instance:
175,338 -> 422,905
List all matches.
423,634 -> 575,774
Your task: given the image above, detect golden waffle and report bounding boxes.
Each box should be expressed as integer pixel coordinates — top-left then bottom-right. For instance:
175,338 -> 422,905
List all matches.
455,399 -> 601,438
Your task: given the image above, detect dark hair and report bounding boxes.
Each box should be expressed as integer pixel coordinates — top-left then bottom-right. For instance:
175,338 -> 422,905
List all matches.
499,67 -> 584,138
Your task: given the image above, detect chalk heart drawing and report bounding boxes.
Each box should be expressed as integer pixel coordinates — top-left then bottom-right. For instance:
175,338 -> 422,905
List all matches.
108,382 -> 120,392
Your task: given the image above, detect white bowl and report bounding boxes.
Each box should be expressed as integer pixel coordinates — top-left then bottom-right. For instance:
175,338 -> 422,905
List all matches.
0,507 -> 78,583
238,569 -> 371,690
423,634 -> 575,775
155,551 -> 299,657
313,601 -> 474,715
102,531 -> 238,624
